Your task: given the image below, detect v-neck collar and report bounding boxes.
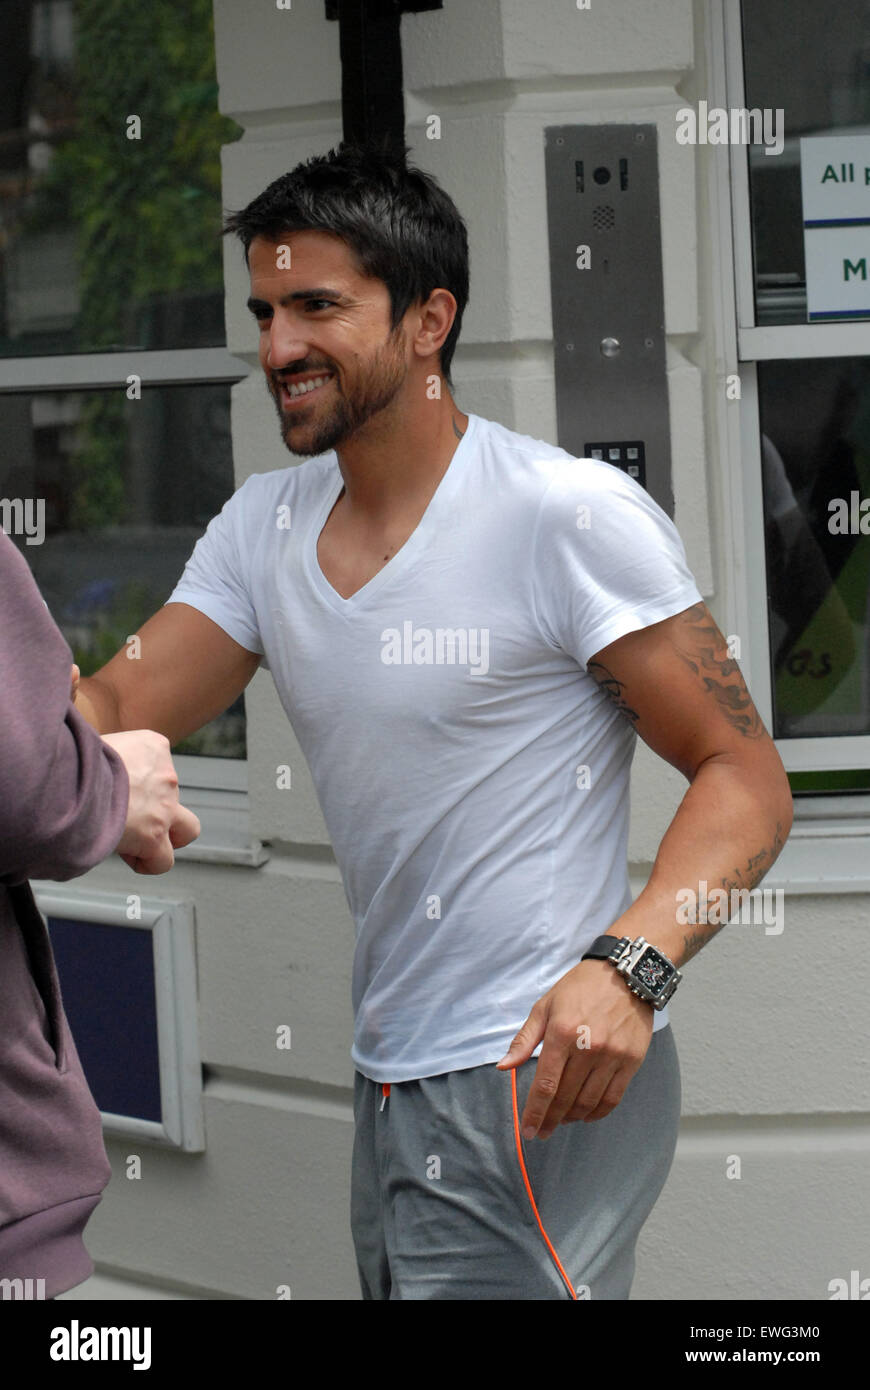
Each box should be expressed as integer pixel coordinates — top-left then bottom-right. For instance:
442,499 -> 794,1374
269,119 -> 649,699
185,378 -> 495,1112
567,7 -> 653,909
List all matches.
305,413 -> 478,614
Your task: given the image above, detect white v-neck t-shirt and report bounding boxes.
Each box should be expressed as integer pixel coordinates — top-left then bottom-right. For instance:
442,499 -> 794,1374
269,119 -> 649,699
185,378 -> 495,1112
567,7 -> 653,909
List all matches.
167,413 -> 703,1081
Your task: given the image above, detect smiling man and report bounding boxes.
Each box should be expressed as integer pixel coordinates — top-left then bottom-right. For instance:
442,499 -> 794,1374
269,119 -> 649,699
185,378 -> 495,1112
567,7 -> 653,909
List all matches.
75,143 -> 793,1301
250,235 -> 412,464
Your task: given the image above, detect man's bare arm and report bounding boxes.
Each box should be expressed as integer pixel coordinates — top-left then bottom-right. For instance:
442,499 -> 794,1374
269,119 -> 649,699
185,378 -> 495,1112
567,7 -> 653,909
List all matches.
500,599 -> 794,1135
76,603 -> 262,746
586,600 -> 793,967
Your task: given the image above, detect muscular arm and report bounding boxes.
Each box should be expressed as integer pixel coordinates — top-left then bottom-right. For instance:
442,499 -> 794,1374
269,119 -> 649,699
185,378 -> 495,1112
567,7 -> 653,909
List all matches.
76,603 -> 261,746
502,599 -> 793,1136
587,600 -> 793,967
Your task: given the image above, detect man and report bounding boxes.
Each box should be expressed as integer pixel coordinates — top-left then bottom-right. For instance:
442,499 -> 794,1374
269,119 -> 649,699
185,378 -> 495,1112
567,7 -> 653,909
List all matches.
0,528 -> 200,1299
75,144 -> 793,1300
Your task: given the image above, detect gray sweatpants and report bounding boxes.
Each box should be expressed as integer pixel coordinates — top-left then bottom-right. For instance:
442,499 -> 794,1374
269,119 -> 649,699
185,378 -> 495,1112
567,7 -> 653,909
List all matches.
351,1024 -> 680,1300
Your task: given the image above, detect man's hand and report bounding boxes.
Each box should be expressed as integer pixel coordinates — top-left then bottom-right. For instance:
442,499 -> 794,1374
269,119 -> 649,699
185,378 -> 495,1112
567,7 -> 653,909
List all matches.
101,730 -> 201,874
496,957 -> 654,1138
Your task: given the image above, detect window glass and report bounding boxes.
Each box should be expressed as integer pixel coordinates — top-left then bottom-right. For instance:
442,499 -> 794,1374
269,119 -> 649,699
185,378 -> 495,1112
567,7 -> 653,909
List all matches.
0,0 -> 241,357
0,383 -> 244,758
759,356 -> 870,741
741,0 -> 870,324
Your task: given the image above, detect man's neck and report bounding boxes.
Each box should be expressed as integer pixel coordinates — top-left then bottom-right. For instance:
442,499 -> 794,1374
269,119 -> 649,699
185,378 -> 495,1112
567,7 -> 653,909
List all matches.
332,391 -> 469,523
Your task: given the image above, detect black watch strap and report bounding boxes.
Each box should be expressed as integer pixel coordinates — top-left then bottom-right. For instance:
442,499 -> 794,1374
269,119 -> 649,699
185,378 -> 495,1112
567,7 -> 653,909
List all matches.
581,934 -> 629,962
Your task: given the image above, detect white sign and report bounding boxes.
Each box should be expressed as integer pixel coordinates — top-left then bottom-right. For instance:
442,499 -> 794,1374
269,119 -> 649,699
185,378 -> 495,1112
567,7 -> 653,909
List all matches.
800,135 -> 870,321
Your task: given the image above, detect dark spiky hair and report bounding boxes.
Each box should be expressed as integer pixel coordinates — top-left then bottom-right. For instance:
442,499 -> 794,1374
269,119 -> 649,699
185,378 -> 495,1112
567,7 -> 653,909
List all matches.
222,141 -> 469,385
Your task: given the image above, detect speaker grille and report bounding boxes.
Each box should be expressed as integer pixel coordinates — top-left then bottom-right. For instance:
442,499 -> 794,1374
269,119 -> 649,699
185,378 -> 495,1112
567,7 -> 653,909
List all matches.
592,204 -> 615,230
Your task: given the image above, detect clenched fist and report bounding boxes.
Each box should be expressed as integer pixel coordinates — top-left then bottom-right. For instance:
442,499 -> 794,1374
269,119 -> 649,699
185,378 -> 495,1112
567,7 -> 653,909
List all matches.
101,730 -> 201,874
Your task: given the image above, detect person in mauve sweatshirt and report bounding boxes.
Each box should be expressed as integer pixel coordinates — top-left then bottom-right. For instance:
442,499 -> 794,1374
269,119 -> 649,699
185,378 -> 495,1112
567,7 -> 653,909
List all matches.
0,528 -> 200,1298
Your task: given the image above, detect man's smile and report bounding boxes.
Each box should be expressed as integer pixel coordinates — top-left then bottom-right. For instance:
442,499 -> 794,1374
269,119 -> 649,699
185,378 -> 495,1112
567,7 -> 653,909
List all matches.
275,371 -> 334,410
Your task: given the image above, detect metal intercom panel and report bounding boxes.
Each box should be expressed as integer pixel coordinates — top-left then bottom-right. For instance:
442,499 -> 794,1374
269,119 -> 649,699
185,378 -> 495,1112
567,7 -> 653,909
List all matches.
544,124 -> 673,517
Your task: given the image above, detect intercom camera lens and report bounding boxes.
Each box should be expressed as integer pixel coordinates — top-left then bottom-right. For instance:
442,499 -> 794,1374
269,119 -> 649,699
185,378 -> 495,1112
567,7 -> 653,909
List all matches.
593,166 -> 611,185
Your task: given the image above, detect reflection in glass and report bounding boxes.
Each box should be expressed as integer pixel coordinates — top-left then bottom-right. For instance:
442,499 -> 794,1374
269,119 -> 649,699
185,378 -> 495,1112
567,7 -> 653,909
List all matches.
760,358 -> 870,738
741,0 -> 870,324
0,0 -> 241,357
0,383 -> 244,758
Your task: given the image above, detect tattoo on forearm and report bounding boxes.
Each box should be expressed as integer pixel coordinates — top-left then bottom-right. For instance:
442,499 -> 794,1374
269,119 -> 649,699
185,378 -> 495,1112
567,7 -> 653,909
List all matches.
681,925 -> 720,960
681,819 -> 786,962
586,661 -> 640,725
673,603 -> 763,738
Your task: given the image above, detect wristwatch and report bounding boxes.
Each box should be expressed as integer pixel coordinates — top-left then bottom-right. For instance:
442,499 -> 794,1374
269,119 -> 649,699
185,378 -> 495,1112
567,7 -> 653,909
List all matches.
581,934 -> 682,1010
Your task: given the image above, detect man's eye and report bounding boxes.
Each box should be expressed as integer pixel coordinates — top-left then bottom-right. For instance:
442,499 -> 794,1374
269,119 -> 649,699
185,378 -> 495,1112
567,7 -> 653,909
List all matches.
306,299 -> 334,311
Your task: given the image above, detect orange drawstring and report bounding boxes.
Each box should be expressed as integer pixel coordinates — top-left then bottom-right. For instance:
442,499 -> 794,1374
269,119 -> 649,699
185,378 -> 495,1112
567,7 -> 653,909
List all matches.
509,1068 -> 578,1300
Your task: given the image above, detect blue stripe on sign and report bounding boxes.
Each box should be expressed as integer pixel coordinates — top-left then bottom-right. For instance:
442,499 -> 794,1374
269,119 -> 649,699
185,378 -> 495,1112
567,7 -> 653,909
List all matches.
804,218 -> 870,228
808,309 -> 870,320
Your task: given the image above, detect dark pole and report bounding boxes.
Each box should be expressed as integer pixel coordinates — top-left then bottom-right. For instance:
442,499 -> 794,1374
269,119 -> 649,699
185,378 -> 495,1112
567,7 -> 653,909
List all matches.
326,0 -> 443,154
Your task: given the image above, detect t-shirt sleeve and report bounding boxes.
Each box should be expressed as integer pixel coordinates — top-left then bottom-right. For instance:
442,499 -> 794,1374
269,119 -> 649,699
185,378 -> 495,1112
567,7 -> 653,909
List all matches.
165,475 -> 265,658
531,458 -> 704,669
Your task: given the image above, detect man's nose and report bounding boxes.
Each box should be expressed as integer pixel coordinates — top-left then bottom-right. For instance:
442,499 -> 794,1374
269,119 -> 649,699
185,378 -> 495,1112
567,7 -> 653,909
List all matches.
265,314 -> 308,371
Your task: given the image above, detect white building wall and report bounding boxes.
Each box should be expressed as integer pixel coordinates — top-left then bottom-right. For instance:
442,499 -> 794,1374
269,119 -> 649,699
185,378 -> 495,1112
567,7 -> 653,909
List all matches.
61,0 -> 870,1301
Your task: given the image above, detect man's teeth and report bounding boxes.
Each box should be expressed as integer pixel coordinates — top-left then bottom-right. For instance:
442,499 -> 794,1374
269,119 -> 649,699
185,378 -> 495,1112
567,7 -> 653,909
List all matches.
286,375 -> 330,398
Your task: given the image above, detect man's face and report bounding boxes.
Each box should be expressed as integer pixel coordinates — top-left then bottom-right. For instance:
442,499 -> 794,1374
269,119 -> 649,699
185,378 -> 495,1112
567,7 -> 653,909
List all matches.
247,230 -> 410,458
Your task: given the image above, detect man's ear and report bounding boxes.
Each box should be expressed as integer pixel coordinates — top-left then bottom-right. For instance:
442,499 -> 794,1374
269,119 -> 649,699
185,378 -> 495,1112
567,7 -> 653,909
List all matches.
413,288 -> 457,363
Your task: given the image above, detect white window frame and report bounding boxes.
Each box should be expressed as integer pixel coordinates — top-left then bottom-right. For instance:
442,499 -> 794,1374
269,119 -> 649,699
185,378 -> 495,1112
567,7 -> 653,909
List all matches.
0,349 -> 267,866
704,0 -> 870,878
31,884 -> 205,1150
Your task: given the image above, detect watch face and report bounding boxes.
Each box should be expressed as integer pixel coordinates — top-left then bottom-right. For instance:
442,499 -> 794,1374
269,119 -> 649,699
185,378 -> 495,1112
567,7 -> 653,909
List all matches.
634,949 -> 673,995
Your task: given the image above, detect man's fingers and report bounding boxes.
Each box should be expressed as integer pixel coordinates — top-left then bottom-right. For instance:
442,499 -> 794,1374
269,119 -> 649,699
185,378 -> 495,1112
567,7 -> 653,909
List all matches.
521,1020 -> 637,1137
559,1064 -> 624,1124
495,1001 -> 547,1070
519,1031 -> 586,1139
127,836 -> 175,875
119,826 -> 183,875
169,805 -> 201,849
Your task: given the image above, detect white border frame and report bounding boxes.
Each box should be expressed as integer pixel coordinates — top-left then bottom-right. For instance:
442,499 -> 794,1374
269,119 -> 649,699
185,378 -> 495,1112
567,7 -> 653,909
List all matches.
31,884 -> 205,1151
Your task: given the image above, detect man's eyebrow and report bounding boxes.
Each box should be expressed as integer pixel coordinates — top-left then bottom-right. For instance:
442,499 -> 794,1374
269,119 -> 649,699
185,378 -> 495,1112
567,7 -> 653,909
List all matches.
246,289 -> 347,314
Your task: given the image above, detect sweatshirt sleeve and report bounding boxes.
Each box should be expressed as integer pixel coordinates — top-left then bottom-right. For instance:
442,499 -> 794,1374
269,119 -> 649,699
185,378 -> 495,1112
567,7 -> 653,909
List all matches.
0,531 -> 129,884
